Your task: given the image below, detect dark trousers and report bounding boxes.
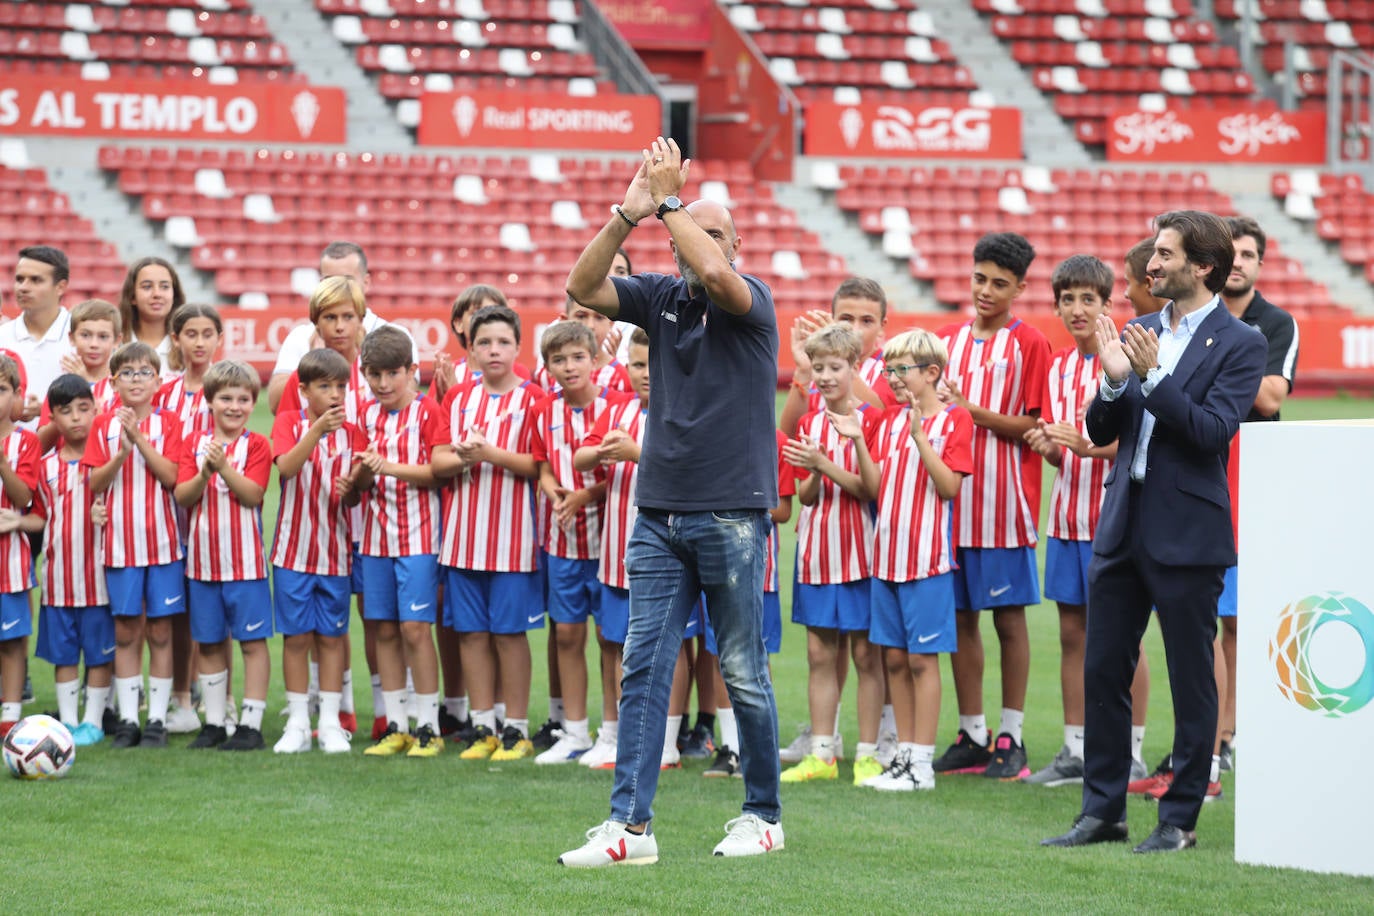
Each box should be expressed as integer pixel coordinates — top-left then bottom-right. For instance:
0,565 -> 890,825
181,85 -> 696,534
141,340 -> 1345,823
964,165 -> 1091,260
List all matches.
1082,486 -> 1224,831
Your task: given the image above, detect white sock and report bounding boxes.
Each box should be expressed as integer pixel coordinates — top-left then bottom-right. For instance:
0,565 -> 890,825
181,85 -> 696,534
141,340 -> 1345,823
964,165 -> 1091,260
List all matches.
318,691 -> 342,731
664,715 -> 682,759
115,675 -> 141,723
200,671 -> 228,727
599,719 -> 619,742
383,689 -> 410,733
912,743 -> 935,767
879,703 -> 897,737
444,695 -> 468,720
959,714 -> 988,746
308,660 -> 320,698
856,741 -> 877,760
1065,724 -> 1085,759
105,685 -> 117,711
1210,754 -> 1221,783
999,708 -> 1024,744
147,676 -> 172,723
415,692 -> 440,731
285,691 -> 310,729
549,697 -> 565,723
832,701 -> 843,737
404,670 -> 418,721
1131,725 -> 1146,763
340,668 -> 354,714
810,733 -> 836,762
473,708 -> 497,732
404,667 -> 415,694
718,707 -> 739,753
56,679 -> 80,725
370,674 -> 384,718
1,701 -> 20,722
494,701 -> 507,723
240,699 -> 266,732
84,685 -> 111,727
507,717 -> 528,738
564,717 -> 590,742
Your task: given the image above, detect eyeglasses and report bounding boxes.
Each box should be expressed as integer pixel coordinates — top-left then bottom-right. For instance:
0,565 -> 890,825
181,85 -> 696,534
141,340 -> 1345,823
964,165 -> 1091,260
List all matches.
116,368 -> 157,381
881,363 -> 931,378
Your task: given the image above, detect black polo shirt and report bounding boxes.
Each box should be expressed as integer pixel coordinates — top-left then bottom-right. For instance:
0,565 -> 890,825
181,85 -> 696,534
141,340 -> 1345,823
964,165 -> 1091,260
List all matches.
1237,289 -> 1298,422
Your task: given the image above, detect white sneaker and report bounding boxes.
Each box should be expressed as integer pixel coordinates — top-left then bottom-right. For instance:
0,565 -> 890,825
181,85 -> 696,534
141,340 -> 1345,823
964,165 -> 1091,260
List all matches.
875,730 -> 899,768
318,723 -> 352,754
866,754 -> 934,792
580,729 -> 618,769
558,821 -> 658,867
779,725 -> 811,764
166,703 -> 201,734
660,744 -> 681,770
713,814 -> 784,857
535,731 -> 593,765
274,721 -> 312,754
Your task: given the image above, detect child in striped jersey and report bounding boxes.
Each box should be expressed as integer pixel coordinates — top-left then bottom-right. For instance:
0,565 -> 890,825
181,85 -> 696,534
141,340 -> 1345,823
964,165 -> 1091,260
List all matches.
0,356 -> 41,736
1022,256 -> 1119,786
862,330 -> 973,791
39,299 -> 121,451
355,326 -> 445,758
83,342 -> 185,749
432,304 -> 546,761
271,349 -> 370,754
535,296 -> 633,396
32,375 -> 113,746
571,327 -> 650,769
174,361 -> 274,751
780,324 -> 884,787
531,321 -> 631,765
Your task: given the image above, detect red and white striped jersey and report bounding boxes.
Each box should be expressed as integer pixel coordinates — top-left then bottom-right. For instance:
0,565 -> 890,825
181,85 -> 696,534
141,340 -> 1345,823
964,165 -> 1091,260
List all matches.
582,397 -> 647,589
82,408 -> 183,568
536,361 -> 633,398
357,395 -> 442,558
1044,347 -> 1110,541
938,319 -> 1049,549
436,379 -> 546,573
530,387 -> 629,560
802,352 -> 900,415
34,450 -> 108,606
270,410 -> 368,576
867,404 -> 974,582
176,430 -> 272,581
0,430 -> 40,592
765,429 -> 796,594
154,374 -> 211,438
276,362 -> 373,424
793,408 -> 877,585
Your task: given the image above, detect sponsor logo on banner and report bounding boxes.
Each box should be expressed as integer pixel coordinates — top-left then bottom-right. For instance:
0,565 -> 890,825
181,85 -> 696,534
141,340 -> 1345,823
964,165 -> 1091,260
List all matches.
1271,592 -> 1374,717
0,76 -> 345,143
805,102 -> 1021,158
1107,108 -> 1325,163
418,90 -> 660,150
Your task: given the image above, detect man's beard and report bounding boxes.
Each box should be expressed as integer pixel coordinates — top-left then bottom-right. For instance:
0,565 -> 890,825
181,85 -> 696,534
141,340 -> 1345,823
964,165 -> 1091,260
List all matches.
1225,276 -> 1255,297
675,249 -> 703,290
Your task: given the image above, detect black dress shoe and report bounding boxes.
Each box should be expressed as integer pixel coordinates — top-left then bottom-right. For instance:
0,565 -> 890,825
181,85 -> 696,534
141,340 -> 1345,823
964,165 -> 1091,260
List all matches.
1041,814 -> 1129,847
1133,823 -> 1197,854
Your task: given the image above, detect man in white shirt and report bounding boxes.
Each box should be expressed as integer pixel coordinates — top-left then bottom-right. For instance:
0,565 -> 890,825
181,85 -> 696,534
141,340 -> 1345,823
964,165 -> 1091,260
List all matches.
3,246 -> 74,421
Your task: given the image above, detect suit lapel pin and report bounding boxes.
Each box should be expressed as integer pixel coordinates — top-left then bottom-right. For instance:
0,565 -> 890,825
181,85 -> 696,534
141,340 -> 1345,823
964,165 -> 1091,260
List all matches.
1205,337 -> 1213,347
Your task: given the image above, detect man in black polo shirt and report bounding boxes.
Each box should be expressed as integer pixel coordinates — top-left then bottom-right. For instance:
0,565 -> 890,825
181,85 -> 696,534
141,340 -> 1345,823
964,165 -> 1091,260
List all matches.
557,137 -> 783,868
1216,215 -> 1299,771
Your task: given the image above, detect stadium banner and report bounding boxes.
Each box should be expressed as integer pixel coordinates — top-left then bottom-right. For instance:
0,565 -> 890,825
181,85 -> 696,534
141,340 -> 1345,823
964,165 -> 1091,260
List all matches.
417,90 -> 661,150
804,103 -> 1022,158
601,0 -> 712,46
1106,109 -> 1326,163
1237,420 -> 1374,877
220,307 -> 1374,383
0,76 -> 344,143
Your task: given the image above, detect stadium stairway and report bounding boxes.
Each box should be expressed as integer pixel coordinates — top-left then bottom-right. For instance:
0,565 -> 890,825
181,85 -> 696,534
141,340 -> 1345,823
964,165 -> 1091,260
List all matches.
252,0 -> 413,149
1210,166 -> 1374,313
918,0 -> 1091,166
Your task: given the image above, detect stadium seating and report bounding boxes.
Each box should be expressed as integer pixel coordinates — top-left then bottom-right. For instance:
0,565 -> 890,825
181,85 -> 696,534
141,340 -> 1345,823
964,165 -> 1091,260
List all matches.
315,0 -> 619,128
1213,0 -> 1374,104
830,162 -> 1343,315
0,0 -> 298,84
727,0 -> 979,108
971,0 -> 1259,146
98,145 -> 848,310
1272,169 -> 1374,285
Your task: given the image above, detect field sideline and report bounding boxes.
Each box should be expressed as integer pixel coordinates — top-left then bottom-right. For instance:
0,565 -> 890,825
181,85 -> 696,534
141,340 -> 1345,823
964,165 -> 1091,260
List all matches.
7,394 -> 1374,913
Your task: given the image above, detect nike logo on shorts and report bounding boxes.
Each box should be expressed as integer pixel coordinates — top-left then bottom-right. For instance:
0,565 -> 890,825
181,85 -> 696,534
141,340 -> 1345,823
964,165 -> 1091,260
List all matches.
101,645 -> 116,655
990,585 -> 1012,598
245,621 -> 264,632
1,620 -> 17,631
528,613 -> 543,624
917,633 -> 940,644
410,602 -> 431,612
164,595 -> 183,606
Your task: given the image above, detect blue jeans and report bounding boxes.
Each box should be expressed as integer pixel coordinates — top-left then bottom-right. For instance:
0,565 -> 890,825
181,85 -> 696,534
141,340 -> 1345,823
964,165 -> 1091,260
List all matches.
610,509 -> 781,826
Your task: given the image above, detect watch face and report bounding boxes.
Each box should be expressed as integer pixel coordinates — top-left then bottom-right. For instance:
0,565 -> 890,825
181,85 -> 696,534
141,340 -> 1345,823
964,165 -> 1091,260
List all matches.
664,196 -> 681,210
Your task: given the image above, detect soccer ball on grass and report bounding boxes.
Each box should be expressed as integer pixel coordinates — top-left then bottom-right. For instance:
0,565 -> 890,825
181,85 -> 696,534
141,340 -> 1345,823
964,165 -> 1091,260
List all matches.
3,715 -> 76,780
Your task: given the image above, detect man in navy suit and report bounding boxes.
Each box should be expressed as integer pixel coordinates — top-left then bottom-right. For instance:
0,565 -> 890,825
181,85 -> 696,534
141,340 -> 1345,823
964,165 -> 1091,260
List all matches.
1042,210 -> 1265,854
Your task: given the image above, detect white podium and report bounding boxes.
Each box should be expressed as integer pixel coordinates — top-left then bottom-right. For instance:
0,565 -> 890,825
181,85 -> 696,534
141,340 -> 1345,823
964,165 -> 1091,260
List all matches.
1237,419 -> 1374,877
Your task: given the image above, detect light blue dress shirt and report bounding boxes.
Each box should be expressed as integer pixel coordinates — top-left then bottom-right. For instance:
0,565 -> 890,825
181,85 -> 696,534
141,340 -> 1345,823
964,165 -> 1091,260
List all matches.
1099,296 -> 1220,482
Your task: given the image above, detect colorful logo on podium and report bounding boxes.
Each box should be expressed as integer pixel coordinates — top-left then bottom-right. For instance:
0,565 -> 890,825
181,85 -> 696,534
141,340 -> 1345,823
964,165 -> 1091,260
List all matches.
1270,592 -> 1374,717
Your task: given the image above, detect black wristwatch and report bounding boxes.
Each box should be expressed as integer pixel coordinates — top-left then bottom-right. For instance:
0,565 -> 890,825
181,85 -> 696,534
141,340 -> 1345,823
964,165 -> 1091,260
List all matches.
655,196 -> 683,220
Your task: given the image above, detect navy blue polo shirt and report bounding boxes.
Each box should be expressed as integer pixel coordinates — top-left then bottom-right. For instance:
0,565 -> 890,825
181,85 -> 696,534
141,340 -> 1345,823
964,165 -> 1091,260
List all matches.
611,272 -> 779,512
